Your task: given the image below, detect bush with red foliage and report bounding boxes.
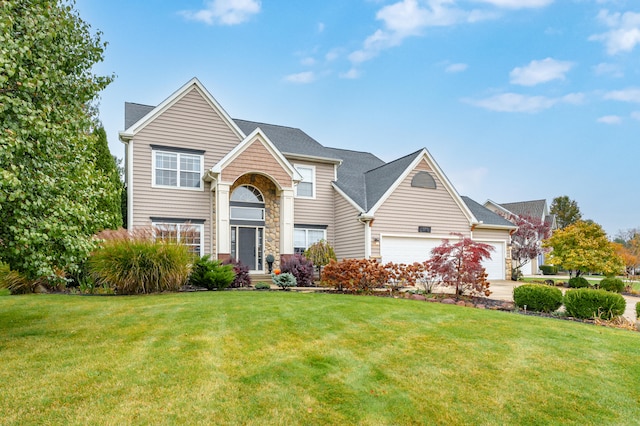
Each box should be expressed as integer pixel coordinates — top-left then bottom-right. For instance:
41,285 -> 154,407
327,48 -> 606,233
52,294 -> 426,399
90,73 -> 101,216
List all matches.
321,258 -> 390,291
426,233 -> 493,297
223,258 -> 251,288
281,254 -> 315,287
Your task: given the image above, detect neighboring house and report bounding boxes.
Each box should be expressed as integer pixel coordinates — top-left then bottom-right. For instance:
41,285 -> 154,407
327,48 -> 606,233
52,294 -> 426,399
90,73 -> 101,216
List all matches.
119,78 -> 516,280
483,199 -> 556,275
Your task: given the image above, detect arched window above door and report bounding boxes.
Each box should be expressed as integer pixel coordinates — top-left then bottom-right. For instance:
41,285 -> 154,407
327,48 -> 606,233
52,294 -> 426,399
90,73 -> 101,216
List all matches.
231,185 -> 264,203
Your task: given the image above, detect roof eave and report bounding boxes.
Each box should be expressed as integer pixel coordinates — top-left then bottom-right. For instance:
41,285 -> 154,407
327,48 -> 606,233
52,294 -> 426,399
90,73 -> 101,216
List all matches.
283,152 -> 343,165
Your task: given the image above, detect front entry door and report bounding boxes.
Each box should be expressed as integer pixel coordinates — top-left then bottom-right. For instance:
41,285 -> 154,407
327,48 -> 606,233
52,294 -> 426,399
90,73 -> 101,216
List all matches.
238,227 -> 256,271
232,226 -> 263,271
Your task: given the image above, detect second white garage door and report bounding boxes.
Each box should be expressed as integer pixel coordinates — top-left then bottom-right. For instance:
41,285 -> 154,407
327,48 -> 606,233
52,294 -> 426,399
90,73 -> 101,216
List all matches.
380,236 -> 505,280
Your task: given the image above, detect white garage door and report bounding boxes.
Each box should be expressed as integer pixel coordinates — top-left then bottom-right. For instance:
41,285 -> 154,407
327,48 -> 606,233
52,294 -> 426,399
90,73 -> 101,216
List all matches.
380,236 -> 505,281
480,242 -> 504,281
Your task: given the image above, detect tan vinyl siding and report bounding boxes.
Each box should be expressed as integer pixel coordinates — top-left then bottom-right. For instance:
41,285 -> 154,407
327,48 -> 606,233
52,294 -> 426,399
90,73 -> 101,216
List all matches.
221,139 -> 292,188
472,228 -> 510,241
292,161 -> 336,242
333,191 -> 365,259
371,160 -> 471,258
131,86 -> 242,255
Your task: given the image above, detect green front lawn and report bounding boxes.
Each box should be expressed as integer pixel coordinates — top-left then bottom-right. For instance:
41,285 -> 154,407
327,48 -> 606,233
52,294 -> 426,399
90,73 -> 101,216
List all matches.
1,291 -> 639,425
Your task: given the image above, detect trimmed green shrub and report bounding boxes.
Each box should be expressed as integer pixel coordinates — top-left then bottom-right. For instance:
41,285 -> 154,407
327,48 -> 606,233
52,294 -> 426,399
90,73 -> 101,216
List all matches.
598,277 -> 625,293
564,288 -> 626,320
189,255 -> 235,290
568,276 -> 590,288
273,272 -> 297,290
254,282 -> 271,290
636,302 -> 640,320
89,228 -> 191,295
539,265 -> 558,275
513,284 -> 563,313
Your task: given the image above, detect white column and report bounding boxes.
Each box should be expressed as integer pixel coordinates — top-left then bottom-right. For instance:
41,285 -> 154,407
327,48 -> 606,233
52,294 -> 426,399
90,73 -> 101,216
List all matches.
217,183 -> 231,255
364,219 -> 371,259
280,188 -> 295,254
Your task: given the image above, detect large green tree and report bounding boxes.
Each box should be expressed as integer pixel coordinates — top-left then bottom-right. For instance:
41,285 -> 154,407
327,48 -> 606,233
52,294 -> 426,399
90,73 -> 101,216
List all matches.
550,195 -> 582,229
0,0 -> 115,280
544,221 -> 624,277
93,126 -> 122,228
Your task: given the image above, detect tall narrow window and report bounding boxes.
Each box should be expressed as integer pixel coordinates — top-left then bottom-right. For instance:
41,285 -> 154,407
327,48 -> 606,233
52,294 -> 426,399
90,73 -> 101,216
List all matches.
294,165 -> 315,198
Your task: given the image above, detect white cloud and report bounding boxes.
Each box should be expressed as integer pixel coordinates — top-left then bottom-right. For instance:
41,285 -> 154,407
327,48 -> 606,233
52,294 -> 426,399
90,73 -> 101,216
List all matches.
597,115 -> 623,124
593,62 -> 623,78
589,9 -> 640,55
340,68 -> 361,79
348,0 -> 495,65
300,57 -> 316,66
445,63 -> 468,73
474,0 -> 553,8
318,22 -> 325,33
284,71 -> 315,84
325,48 -> 342,62
180,0 -> 260,25
631,111 -> 640,120
509,58 -> 574,86
604,88 -> 640,103
465,92 -> 584,113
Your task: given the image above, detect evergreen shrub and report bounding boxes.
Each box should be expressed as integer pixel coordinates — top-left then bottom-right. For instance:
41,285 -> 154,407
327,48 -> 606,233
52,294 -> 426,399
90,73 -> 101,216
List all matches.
189,255 -> 235,290
598,277 -> 625,293
564,288 -> 626,320
568,276 -> 590,288
513,284 -> 563,313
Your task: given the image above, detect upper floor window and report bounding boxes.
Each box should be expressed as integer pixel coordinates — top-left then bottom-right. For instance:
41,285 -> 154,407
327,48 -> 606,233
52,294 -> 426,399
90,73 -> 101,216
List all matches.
294,165 -> 315,198
152,148 -> 204,190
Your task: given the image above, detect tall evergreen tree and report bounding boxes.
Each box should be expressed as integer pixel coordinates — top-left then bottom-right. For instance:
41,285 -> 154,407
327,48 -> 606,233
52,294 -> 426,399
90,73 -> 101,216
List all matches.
550,195 -> 582,229
0,0 -> 114,280
93,126 -> 122,229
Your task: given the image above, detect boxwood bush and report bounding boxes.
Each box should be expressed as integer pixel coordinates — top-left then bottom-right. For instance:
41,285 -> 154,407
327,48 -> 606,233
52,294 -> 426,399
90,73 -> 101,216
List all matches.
598,277 -> 625,293
564,288 -> 626,320
636,302 -> 640,320
539,265 -> 558,275
513,284 -> 563,313
568,276 -> 590,288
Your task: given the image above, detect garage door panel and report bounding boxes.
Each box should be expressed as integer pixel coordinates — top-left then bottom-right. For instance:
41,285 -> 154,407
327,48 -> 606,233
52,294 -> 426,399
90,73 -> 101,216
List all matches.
381,236 -> 505,280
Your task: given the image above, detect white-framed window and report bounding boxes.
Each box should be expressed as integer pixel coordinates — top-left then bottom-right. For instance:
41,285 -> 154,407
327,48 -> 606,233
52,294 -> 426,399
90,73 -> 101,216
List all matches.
152,221 -> 204,256
152,149 -> 204,190
294,227 -> 326,255
294,164 -> 315,198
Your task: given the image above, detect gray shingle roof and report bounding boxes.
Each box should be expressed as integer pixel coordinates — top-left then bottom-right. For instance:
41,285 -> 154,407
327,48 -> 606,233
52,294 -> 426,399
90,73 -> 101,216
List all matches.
364,150 -> 422,211
124,102 -> 154,129
324,147 -> 385,210
500,199 -> 547,219
233,119 -> 341,162
462,196 -> 516,227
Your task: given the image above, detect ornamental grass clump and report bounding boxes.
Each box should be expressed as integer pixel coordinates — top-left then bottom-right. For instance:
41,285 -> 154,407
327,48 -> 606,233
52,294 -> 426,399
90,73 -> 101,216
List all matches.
564,288 -> 626,320
88,228 -> 192,294
513,284 -> 563,313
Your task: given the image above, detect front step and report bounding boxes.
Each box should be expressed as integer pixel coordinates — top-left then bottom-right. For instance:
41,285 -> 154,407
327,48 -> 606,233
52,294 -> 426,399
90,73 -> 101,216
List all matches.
249,273 -> 273,284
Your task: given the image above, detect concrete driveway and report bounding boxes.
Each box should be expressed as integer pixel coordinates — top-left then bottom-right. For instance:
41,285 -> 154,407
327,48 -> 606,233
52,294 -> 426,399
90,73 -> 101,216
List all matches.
489,279 -> 639,323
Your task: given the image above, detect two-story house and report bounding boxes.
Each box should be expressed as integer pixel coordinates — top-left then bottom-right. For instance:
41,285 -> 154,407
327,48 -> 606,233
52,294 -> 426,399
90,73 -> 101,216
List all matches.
119,78 -> 516,280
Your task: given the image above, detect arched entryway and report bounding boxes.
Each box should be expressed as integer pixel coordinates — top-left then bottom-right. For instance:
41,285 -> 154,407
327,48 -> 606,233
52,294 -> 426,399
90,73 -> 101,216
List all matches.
230,184 -> 265,271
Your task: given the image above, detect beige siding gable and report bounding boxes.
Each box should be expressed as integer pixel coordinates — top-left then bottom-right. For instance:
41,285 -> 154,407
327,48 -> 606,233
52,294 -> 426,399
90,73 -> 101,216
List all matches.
371,159 -> 471,257
221,138 -> 293,188
292,160 -> 336,242
333,189 -> 365,259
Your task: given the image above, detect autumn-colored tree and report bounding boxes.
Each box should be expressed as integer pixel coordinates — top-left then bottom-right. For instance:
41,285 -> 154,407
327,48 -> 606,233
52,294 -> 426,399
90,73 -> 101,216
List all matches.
544,221 -> 624,277
510,215 -> 551,273
426,234 -> 493,297
613,228 -> 640,276
550,196 -> 582,229
304,239 -> 336,277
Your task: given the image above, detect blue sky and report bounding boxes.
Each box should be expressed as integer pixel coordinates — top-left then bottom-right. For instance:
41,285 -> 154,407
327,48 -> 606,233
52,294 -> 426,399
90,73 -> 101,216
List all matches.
75,0 -> 639,236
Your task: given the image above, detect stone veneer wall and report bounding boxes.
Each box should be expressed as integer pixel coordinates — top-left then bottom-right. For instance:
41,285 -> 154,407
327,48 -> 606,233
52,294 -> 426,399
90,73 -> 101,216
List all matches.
505,246 -> 512,281
229,174 -> 281,270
